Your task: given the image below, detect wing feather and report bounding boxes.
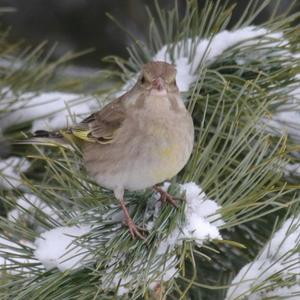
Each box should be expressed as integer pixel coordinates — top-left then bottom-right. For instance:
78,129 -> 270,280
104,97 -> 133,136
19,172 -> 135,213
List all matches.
74,98 -> 126,144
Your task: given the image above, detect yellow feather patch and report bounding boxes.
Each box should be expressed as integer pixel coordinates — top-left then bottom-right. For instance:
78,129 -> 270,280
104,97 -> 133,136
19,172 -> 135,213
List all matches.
161,147 -> 173,157
67,129 -> 117,144
71,129 -> 96,143
152,145 -> 180,182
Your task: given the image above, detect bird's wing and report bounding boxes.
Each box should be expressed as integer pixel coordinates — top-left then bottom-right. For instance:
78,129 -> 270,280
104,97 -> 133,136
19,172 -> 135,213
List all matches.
71,98 -> 126,144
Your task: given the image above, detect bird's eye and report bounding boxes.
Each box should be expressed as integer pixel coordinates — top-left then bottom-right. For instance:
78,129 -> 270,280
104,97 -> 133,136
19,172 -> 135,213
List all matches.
141,76 -> 146,84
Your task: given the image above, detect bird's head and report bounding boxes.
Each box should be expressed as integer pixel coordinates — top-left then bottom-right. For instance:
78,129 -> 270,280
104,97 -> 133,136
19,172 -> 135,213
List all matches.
139,61 -> 178,95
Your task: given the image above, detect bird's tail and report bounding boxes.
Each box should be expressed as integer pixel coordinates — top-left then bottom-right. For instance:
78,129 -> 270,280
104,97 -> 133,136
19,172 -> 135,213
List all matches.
14,129 -> 75,150
33,130 -> 63,138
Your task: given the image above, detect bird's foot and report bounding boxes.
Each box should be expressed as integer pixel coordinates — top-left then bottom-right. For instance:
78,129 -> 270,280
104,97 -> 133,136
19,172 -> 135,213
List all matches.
118,195 -> 146,240
154,186 -> 178,208
124,216 -> 145,240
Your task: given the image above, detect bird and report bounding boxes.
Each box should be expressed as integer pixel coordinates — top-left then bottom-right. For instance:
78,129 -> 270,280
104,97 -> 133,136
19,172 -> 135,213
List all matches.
30,61 -> 194,239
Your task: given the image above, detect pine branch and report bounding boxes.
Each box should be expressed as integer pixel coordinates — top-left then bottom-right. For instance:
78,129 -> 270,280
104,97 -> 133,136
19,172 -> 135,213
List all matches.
0,0 -> 300,299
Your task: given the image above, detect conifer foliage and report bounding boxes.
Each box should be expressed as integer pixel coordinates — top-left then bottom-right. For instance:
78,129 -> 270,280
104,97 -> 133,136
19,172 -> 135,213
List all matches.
0,1 -> 300,299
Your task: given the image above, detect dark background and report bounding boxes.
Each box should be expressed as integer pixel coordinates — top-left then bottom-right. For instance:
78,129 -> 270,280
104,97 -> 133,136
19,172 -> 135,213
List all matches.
0,0 -> 298,68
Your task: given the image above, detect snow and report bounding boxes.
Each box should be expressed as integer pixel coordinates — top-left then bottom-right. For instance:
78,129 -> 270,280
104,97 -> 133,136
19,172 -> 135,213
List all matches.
32,182 -> 223,294
226,217 -> 300,300
101,182 -> 224,295
259,218 -> 300,261
261,110 -> 300,143
153,25 -> 300,154
154,26 -> 282,91
0,89 -> 99,131
182,182 -> 224,227
283,163 -> 300,178
259,54 -> 300,144
156,182 -> 223,256
34,225 -> 92,271
0,156 -> 30,189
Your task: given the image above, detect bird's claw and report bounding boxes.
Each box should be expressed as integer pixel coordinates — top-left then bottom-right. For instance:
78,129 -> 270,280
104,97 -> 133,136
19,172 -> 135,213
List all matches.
124,217 -> 146,240
154,186 -> 178,208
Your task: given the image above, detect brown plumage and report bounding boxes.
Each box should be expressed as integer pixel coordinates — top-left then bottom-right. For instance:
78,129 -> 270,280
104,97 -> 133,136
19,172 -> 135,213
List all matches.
33,61 -> 194,239
80,61 -> 194,238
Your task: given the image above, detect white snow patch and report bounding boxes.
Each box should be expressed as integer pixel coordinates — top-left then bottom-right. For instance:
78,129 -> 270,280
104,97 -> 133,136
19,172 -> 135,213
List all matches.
155,182 -> 223,256
261,110 -> 300,143
34,225 -> 92,271
154,26 -> 281,91
226,217 -> 300,300
0,156 -> 30,189
102,182 -> 223,295
153,24 -> 300,155
33,182 -> 223,295
283,163 -> 300,178
259,53 -> 300,144
0,89 -> 99,131
182,182 -> 224,227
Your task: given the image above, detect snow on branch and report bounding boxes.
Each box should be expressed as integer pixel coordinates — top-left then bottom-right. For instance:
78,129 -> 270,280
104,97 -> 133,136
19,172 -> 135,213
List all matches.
34,225 -> 92,272
0,88 -> 99,131
153,25 -> 300,178
284,163 -> 300,178
154,26 -> 283,92
32,182 -> 223,295
155,182 -> 223,251
117,26 -> 285,97
226,216 -> 300,300
153,25 -> 300,147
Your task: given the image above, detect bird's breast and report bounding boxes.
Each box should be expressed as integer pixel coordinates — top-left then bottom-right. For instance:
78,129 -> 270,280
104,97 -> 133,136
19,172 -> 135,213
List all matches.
136,109 -> 194,184
83,94 -> 194,192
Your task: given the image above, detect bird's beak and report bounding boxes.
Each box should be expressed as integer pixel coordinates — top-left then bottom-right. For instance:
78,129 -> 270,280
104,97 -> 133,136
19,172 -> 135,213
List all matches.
151,77 -> 165,91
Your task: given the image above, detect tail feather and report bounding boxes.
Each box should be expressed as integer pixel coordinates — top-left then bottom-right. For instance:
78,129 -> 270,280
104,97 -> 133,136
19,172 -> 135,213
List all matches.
33,130 -> 63,138
14,130 -> 74,150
